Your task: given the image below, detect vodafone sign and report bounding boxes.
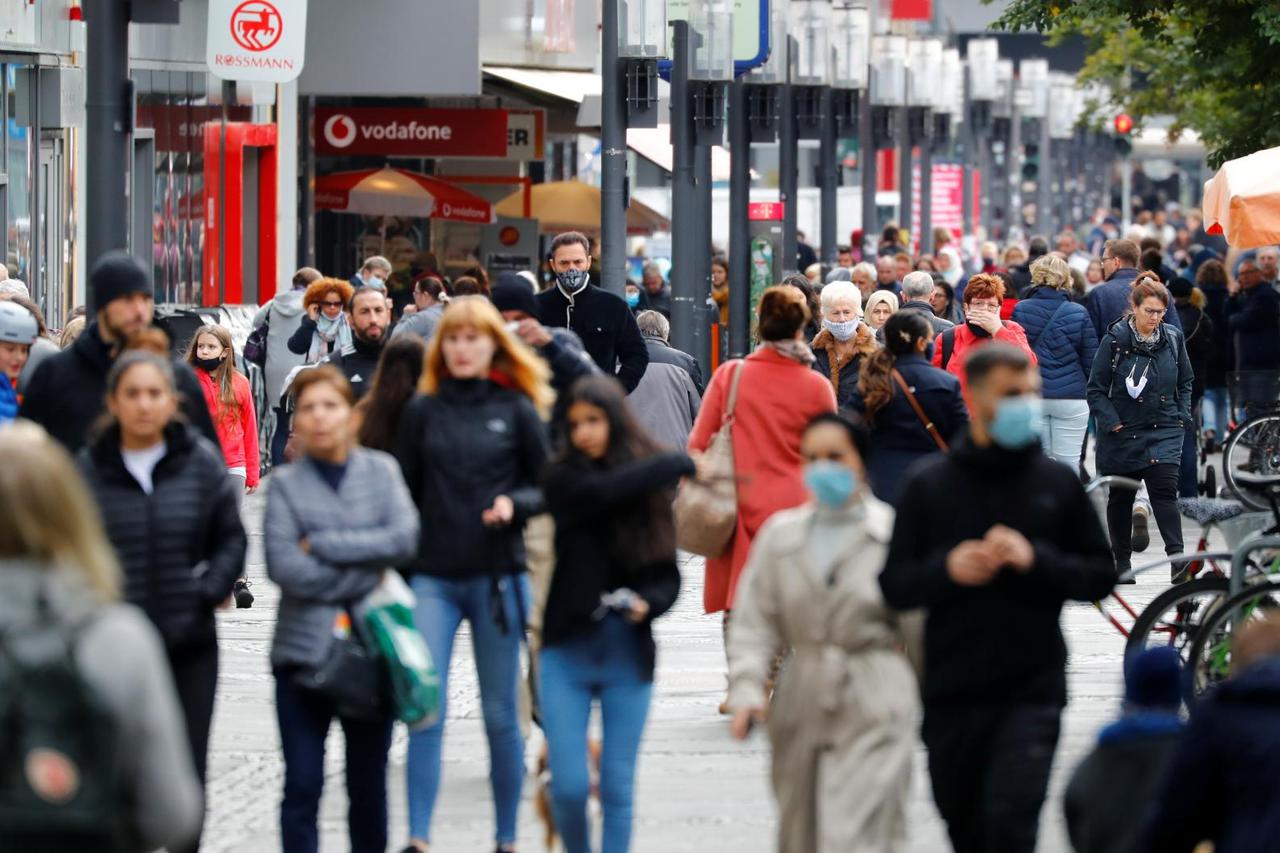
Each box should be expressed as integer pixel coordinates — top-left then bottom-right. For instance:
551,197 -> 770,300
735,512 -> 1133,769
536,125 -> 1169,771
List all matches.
314,107 -> 509,158
207,0 -> 308,84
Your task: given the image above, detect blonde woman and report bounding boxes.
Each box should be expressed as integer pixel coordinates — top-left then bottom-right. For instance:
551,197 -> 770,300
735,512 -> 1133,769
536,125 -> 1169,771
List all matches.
0,422 -> 202,852
396,296 -> 553,853
864,290 -> 900,333
1012,254 -> 1099,464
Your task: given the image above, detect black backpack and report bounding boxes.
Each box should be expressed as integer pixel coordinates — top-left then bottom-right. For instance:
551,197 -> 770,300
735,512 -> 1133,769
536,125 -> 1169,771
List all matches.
0,599 -> 128,851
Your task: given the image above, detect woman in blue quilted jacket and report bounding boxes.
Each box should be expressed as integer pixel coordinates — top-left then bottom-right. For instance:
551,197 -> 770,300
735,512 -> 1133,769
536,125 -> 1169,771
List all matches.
1012,254 -> 1099,465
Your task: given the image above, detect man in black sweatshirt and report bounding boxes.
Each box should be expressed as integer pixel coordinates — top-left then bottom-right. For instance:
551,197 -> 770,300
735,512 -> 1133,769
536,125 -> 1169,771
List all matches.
536,231 -> 648,393
879,343 -> 1115,853
321,286 -> 387,400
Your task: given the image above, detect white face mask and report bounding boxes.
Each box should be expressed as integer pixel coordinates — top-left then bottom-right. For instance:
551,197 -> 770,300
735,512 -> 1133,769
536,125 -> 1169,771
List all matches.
365,275 -> 385,290
823,318 -> 858,342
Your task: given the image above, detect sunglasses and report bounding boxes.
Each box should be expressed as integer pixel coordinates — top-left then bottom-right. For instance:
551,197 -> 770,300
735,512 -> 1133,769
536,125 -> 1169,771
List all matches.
321,300 -> 344,308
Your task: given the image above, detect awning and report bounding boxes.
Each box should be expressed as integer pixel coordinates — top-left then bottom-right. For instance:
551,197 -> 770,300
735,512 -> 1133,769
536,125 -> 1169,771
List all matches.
626,126 -> 733,182
314,167 -> 494,224
1203,146 -> 1280,248
494,180 -> 670,235
484,66 -> 601,105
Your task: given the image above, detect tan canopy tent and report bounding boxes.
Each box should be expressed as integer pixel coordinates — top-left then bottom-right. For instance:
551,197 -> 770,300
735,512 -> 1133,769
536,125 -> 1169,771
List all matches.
494,180 -> 670,235
1203,146 -> 1280,248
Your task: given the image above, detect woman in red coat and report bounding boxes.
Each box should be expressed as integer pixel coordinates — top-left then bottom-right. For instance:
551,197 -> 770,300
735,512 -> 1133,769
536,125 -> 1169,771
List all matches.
933,272 -> 1037,406
689,286 -> 836,697
186,324 -> 260,498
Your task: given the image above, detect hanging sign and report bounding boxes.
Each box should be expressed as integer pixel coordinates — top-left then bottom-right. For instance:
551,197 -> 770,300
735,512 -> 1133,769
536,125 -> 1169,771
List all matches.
207,0 -> 309,83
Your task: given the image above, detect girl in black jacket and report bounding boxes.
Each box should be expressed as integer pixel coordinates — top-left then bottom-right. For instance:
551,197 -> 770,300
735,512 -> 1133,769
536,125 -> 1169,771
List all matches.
540,375 -> 693,853
77,350 -> 246,853
396,296 -> 552,853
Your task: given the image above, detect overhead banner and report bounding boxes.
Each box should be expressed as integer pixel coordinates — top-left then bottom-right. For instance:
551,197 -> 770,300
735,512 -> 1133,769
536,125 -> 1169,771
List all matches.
207,0 -> 309,83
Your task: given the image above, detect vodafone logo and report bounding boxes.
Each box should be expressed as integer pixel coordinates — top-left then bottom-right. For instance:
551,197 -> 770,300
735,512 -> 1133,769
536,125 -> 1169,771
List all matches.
323,114 -> 357,149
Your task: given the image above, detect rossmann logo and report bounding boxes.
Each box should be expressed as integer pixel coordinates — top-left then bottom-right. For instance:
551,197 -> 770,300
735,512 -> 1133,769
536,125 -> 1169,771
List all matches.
322,113 -> 454,149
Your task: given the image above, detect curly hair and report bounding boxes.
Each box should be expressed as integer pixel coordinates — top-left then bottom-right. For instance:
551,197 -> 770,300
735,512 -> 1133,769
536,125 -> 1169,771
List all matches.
962,273 -> 1006,305
302,277 -> 355,312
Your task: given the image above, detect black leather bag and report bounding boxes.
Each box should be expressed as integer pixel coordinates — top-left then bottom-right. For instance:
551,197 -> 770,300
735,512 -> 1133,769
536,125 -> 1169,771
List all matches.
293,627 -> 388,720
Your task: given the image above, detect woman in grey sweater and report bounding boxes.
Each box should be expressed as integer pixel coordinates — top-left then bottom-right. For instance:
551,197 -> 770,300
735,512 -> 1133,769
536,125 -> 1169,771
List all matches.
0,421 -> 202,852
264,365 -> 419,853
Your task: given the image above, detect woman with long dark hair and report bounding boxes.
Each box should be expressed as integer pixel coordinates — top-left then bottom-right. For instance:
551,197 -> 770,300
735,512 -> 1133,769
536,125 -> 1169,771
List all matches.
186,323 -> 260,496
854,311 -> 968,506
541,375 -> 694,853
354,335 -> 426,453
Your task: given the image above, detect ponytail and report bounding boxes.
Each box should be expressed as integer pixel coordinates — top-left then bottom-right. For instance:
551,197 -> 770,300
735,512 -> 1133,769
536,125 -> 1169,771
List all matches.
857,311 -> 934,424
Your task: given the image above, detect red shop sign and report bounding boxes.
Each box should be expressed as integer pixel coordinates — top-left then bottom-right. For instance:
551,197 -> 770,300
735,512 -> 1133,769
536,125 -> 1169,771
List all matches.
314,107 -> 509,158
748,201 -> 784,221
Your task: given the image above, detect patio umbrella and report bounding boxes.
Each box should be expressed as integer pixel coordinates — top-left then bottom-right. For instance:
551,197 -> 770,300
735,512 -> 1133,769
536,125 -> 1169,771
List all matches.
314,167 -> 494,224
1203,146 -> 1280,248
493,179 -> 670,235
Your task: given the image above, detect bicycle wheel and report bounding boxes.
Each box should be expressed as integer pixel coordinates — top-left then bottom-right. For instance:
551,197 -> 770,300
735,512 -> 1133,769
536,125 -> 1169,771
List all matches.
1222,414 -> 1280,511
1124,576 -> 1230,662
1186,579 -> 1280,696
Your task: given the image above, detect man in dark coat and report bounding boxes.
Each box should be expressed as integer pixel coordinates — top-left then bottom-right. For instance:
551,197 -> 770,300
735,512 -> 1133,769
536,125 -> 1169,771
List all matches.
1085,239 -> 1185,341
1224,257 -> 1280,372
320,286 -> 389,400
636,261 -> 673,318
536,231 -> 649,393
20,251 -> 219,453
880,344 -> 1115,853
636,309 -> 703,393
900,271 -> 955,336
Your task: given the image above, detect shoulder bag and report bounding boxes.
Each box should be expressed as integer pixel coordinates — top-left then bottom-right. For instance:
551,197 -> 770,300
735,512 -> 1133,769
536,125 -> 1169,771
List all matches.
891,368 -> 949,452
674,360 -> 746,558
243,309 -> 270,368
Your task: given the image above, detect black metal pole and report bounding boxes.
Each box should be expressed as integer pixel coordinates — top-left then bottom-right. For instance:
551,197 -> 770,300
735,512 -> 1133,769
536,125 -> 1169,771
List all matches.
1038,116 -> 1052,236
728,78 -> 751,359
1007,106 -> 1021,236
920,127 -> 933,255
779,38 -> 798,274
859,85 -> 876,259
84,0 -> 131,311
669,20 -> 697,357
692,140 -> 713,374
961,73 -> 974,238
977,122 -> 992,239
600,0 -> 627,295
897,83 -> 913,246
819,87 -> 838,267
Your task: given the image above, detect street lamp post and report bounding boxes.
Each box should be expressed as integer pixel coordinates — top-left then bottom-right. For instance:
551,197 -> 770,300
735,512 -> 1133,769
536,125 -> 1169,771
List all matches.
1048,72 -> 1076,236
1019,58 -> 1050,236
791,0 -> 832,267
966,38 -> 999,242
991,58 -> 1013,238
871,36 -> 906,248
830,3 -> 870,265
909,39 -> 941,254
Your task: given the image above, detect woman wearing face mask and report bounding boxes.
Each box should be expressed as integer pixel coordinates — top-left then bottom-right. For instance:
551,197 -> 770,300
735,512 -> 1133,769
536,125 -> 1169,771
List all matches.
1088,281 -> 1194,581
853,312 -> 968,506
540,375 -> 694,853
727,412 -> 918,853
811,281 -> 878,408
77,351 -> 246,853
933,273 -> 1037,405
186,324 -> 260,498
396,296 -> 553,853
289,278 -> 355,364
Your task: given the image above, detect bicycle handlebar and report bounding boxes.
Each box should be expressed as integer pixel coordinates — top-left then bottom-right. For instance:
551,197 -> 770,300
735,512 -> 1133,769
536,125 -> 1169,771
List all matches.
1085,475 -> 1143,495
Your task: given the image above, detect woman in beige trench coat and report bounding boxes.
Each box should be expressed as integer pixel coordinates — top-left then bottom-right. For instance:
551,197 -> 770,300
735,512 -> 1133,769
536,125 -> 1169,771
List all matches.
727,412 -> 919,853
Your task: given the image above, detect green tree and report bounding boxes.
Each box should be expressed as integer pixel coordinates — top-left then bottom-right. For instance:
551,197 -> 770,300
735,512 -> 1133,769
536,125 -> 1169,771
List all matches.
994,0 -> 1280,167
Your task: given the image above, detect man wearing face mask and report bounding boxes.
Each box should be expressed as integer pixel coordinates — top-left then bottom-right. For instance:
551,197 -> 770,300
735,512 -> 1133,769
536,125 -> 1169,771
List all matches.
880,344 -> 1115,853
535,231 -> 649,393
350,255 -> 392,291
318,286 -> 388,400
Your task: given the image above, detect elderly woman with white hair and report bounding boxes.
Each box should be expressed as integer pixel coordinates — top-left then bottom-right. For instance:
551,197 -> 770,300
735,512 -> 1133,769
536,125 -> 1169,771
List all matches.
1012,253 -> 1099,465
811,280 -> 878,407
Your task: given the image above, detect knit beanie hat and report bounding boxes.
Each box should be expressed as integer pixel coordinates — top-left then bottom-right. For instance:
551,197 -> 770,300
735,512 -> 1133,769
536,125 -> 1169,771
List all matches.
91,251 -> 152,306
1168,276 -> 1194,299
1124,646 -> 1183,710
490,272 -> 539,318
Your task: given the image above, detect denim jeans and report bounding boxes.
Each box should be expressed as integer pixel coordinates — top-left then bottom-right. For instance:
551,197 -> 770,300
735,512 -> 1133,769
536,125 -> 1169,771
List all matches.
1040,399 -> 1090,467
274,670 -> 394,853
539,613 -> 654,853
407,574 -> 528,845
1202,386 -> 1228,437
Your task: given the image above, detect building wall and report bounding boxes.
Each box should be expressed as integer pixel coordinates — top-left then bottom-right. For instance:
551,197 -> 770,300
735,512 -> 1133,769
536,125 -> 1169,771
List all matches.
478,0 -> 598,71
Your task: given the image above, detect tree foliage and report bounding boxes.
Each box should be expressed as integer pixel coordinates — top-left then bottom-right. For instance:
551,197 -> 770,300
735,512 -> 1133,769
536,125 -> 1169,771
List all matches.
994,0 -> 1280,168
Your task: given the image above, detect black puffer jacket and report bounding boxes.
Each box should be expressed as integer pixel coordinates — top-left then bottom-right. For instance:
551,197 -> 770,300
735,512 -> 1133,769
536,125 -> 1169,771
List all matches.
78,422 -> 247,649
396,378 -> 549,579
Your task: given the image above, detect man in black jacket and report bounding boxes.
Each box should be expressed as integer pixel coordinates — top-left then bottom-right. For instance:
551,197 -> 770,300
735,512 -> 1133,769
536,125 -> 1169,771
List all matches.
1224,257 -> 1280,372
536,231 -> 649,393
879,343 -> 1115,853
20,251 -> 220,453
900,270 -> 955,337
321,286 -> 388,400
636,308 -> 703,393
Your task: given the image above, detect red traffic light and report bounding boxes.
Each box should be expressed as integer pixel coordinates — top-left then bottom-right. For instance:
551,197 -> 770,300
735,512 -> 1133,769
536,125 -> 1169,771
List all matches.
1114,113 -> 1134,135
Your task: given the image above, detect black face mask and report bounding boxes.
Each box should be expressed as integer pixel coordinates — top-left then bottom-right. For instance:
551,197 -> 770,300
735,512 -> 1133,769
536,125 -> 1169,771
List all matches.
966,321 -> 993,339
194,356 -> 224,372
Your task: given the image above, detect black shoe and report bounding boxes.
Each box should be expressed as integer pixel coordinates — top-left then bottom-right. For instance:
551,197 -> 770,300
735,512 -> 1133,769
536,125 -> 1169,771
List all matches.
233,578 -> 254,609
1171,557 -> 1189,584
1116,563 -> 1136,584
1131,510 -> 1150,553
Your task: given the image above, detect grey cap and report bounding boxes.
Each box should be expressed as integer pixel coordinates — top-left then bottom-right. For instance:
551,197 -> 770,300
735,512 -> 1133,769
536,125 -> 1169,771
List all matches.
0,300 -> 38,344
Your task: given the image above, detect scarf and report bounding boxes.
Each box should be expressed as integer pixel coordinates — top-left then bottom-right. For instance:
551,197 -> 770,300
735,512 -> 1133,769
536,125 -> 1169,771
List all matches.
766,339 -> 816,366
309,313 -> 353,364
1128,316 -> 1162,347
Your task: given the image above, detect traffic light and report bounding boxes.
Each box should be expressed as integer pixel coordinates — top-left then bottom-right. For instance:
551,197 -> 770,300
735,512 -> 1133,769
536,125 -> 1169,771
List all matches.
1023,142 -> 1039,180
1113,113 -> 1133,155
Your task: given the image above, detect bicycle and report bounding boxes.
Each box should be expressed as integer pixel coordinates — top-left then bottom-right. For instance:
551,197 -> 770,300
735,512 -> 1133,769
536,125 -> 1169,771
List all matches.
1220,370 -> 1280,511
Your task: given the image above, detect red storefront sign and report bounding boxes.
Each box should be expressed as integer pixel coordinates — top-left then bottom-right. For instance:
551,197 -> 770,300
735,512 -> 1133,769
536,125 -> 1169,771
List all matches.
314,107 -> 509,158
748,201 -> 784,221
891,0 -> 933,21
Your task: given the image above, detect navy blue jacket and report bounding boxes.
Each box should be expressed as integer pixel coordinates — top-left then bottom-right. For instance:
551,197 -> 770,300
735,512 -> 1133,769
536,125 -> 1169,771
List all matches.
1224,284 -> 1280,371
1085,268 -> 1183,343
1087,318 -> 1193,474
1140,658 -> 1280,853
1012,287 -> 1098,400
1201,281 -> 1234,387
848,354 -> 968,507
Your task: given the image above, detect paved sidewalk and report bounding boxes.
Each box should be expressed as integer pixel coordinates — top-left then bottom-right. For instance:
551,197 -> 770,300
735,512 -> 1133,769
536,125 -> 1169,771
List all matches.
200,482 -> 1211,852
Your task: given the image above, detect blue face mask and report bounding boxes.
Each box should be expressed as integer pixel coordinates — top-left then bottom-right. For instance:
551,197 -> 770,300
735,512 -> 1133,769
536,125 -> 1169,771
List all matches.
804,460 -> 858,507
924,341 -> 935,361
822,318 -> 858,342
626,291 -> 640,309
988,395 -> 1045,450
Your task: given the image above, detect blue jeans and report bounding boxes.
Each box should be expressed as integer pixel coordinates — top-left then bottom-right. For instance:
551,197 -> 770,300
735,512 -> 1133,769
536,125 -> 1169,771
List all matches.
1202,386 -> 1228,437
407,574 -> 528,844
539,613 -> 654,853
274,670 -> 394,853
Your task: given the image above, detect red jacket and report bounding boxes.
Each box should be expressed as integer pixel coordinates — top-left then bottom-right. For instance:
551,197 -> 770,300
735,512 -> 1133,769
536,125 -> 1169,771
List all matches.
932,320 -> 1038,408
688,347 -> 837,613
195,368 -> 260,487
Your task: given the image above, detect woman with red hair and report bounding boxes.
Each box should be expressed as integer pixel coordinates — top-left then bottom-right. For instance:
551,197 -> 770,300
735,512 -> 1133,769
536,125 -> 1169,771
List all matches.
933,272 -> 1037,403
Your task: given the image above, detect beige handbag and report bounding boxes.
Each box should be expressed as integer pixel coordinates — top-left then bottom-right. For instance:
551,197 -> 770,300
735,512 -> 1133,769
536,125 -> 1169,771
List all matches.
674,360 -> 745,558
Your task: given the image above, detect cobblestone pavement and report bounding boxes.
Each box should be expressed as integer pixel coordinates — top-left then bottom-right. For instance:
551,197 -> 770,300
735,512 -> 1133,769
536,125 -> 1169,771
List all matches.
200,481 -> 1211,852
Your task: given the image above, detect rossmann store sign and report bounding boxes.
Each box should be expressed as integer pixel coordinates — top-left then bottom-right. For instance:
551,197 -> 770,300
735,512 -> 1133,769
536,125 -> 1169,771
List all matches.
314,107 -> 521,159
207,0 -> 309,83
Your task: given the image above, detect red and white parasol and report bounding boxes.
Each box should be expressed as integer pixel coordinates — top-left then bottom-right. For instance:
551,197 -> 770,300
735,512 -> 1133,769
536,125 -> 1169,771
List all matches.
1203,146 -> 1280,248
314,167 -> 494,224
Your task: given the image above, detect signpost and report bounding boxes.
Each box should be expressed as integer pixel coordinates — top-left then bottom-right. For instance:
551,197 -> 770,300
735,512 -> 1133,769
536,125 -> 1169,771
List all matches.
207,0 -> 309,84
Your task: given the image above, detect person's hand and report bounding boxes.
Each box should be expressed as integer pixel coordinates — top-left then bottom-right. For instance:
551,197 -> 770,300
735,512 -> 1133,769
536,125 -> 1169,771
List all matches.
970,306 -> 1003,335
246,484 -> 258,495
985,524 -> 1035,573
1111,423 -> 1125,433
307,303 -> 320,322
626,596 -> 651,624
945,540 -> 1002,586
516,318 -> 553,348
298,537 -> 310,554
482,495 -> 515,527
402,304 -> 418,316
731,707 -> 768,740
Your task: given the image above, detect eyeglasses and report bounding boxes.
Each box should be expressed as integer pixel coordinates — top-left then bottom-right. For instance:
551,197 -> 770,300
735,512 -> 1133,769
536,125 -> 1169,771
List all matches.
1138,307 -> 1167,318
1101,255 -> 1117,263
322,300 -> 344,308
